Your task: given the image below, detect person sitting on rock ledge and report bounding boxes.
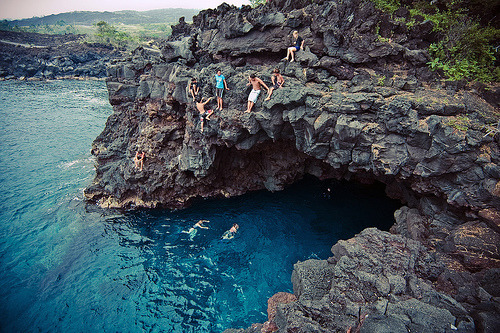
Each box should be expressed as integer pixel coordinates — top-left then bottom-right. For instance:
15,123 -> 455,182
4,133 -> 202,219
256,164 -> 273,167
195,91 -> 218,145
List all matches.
244,73 -> 269,113
214,69 -> 229,111
284,30 -> 304,62
265,68 -> 285,101
196,96 -> 214,133
188,77 -> 200,102
134,151 -> 145,171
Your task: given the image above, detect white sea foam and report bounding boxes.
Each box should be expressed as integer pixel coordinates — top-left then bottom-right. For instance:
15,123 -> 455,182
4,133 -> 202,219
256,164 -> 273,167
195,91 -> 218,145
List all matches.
59,157 -> 93,169
60,160 -> 79,168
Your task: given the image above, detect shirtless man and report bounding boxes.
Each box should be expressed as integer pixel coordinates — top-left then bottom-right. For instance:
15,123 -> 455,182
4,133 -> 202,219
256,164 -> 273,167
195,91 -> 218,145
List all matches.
265,68 -> 285,101
196,96 -> 215,133
134,151 -> 145,171
244,73 -> 269,113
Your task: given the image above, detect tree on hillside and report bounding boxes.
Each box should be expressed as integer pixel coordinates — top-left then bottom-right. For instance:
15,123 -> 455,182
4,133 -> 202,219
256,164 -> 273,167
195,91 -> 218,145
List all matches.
94,21 -> 132,47
250,0 -> 267,7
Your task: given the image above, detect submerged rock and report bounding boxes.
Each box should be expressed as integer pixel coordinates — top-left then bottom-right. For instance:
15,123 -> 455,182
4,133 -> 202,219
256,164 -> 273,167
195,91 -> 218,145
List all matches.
84,0 -> 500,331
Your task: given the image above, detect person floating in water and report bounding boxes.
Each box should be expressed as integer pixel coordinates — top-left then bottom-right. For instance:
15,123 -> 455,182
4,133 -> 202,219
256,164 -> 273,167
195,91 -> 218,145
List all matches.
265,68 -> 285,101
222,223 -> 239,239
284,30 -> 304,62
214,69 -> 229,111
196,96 -> 214,133
183,220 -> 209,240
134,151 -> 145,171
244,73 -> 269,113
188,77 -> 200,102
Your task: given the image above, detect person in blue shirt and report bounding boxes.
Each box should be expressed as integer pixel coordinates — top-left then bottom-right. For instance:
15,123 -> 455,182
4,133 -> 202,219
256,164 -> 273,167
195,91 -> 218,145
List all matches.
284,30 -> 304,62
214,69 -> 229,111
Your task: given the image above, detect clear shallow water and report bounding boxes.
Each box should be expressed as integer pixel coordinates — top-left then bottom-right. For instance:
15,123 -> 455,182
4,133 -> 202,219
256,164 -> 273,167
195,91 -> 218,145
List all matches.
0,80 -> 400,332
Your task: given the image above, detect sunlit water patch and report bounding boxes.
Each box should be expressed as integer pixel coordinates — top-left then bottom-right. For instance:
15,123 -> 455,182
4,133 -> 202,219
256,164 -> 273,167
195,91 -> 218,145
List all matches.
0,80 -> 400,332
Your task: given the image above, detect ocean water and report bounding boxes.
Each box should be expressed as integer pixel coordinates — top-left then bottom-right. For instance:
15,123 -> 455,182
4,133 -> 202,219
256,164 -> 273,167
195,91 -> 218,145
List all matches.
0,80 -> 401,332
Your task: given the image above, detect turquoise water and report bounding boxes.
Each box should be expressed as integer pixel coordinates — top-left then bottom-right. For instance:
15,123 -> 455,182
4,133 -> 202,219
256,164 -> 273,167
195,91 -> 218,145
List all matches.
0,80 -> 400,332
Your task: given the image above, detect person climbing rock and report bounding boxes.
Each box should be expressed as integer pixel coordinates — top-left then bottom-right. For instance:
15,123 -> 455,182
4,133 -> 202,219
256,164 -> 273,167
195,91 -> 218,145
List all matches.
214,69 -> 229,111
265,68 -> 285,101
196,96 -> 214,133
244,73 -> 269,113
188,77 -> 200,101
134,151 -> 145,171
284,30 -> 304,62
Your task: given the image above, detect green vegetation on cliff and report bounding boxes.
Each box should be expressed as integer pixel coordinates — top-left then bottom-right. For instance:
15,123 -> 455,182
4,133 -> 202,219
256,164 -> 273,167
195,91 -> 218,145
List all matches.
250,0 -> 267,7
371,0 -> 500,83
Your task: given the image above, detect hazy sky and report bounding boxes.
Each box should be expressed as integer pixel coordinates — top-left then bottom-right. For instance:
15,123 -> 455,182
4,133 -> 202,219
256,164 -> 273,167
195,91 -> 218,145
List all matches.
0,0 -> 251,20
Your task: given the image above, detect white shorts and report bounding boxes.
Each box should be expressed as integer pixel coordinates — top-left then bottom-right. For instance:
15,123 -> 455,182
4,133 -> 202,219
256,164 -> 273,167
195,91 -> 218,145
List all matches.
248,89 -> 261,103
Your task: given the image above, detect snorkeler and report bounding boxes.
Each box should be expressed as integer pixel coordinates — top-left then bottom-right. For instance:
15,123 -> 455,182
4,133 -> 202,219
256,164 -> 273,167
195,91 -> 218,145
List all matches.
222,223 -> 239,240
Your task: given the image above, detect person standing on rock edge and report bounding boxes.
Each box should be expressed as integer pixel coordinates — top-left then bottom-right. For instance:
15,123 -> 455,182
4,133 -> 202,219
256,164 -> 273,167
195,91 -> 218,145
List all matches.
215,69 -> 229,111
134,151 -> 145,171
284,30 -> 304,62
196,96 -> 214,133
244,73 -> 269,113
265,68 -> 285,101
188,77 -> 199,102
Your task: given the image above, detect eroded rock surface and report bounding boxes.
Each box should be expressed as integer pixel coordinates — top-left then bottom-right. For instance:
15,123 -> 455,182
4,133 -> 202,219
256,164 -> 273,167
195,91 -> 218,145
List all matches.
84,0 -> 500,331
0,30 -> 123,79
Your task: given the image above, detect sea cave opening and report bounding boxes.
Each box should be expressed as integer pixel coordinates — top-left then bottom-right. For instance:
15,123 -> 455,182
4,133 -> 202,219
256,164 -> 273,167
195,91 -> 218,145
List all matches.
115,173 -> 403,331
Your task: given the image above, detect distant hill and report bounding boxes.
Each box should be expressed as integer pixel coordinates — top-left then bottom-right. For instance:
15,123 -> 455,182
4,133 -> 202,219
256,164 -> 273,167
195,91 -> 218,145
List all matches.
4,8 -> 200,27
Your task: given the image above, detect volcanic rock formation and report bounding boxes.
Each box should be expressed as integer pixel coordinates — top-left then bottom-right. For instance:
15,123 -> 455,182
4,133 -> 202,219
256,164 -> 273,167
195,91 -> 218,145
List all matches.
0,30 -> 123,79
85,0 -> 500,331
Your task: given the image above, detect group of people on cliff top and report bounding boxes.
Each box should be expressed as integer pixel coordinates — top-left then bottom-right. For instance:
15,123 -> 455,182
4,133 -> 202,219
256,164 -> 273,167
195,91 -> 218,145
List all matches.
132,31 -> 304,171
190,30 -> 304,133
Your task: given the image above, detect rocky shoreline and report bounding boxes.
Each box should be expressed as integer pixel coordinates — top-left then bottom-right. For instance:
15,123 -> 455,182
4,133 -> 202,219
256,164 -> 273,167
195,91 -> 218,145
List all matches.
0,30 -> 124,80
84,0 -> 499,331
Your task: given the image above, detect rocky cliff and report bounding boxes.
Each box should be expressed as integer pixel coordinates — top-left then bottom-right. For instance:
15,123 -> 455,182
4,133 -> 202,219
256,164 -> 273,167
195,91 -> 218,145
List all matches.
0,30 -> 123,79
84,0 -> 500,331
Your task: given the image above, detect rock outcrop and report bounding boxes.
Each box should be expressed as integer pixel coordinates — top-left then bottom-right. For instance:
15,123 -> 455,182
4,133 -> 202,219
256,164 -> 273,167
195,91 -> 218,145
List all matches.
84,0 -> 500,331
0,30 -> 123,79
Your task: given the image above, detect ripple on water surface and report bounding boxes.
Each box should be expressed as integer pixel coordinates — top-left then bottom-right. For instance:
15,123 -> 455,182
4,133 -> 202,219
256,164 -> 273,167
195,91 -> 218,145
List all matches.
0,80 -> 401,332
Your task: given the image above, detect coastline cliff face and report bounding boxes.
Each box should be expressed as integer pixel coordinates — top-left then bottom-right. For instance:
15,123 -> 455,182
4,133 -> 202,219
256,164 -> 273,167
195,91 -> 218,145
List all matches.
85,0 -> 500,331
0,30 -> 122,80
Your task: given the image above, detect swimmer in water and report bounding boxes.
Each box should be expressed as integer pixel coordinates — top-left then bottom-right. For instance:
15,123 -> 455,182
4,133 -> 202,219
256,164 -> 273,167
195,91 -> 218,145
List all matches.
183,220 -> 209,240
222,223 -> 239,239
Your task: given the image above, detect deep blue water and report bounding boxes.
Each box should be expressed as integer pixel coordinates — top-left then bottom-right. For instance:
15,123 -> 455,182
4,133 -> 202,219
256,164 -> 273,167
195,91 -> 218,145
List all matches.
0,80 -> 400,332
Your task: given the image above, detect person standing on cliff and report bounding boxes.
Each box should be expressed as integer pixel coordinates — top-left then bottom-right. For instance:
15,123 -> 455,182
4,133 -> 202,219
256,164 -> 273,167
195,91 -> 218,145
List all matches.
196,96 -> 214,133
134,151 -> 145,171
215,69 -> 229,111
284,30 -> 304,62
244,73 -> 269,113
265,68 -> 285,101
